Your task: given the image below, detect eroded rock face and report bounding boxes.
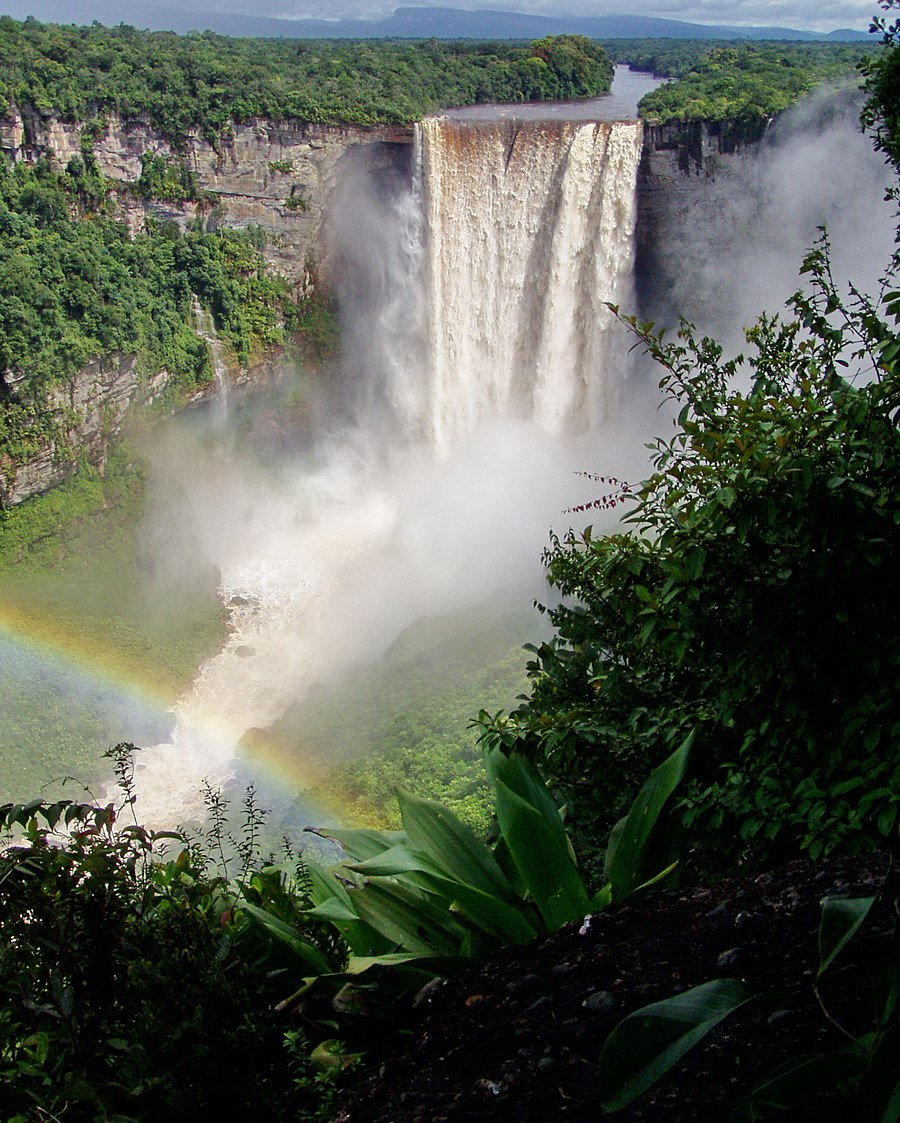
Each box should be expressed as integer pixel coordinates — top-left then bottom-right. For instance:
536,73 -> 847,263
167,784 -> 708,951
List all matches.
0,108 -> 414,286
635,120 -> 762,327
0,109 -> 413,504
0,354 -> 169,507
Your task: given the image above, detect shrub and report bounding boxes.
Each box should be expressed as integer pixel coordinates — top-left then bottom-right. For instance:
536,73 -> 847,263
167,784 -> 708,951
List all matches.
482,240 -> 900,868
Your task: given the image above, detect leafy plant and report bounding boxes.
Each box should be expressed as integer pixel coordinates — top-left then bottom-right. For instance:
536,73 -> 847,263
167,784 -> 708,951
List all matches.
247,736 -> 690,1019
0,766 -> 342,1120
284,191 -> 309,212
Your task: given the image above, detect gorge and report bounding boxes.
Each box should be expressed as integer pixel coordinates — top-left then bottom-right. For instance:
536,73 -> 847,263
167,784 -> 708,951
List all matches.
115,107 -> 646,826
0,67 -> 894,829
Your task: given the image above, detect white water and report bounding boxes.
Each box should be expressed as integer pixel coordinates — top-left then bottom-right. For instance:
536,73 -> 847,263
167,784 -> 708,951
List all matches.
420,118 -> 642,448
192,296 -> 229,426
126,116 -> 644,826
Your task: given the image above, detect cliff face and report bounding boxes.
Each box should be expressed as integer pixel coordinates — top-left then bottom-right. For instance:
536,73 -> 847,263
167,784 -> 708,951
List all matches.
0,107 -> 773,507
635,119 -> 767,329
0,355 -> 169,507
0,108 -> 414,286
0,110 -> 414,505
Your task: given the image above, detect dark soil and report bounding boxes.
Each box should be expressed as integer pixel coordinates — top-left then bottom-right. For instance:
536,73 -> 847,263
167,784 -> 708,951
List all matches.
332,854 -> 891,1123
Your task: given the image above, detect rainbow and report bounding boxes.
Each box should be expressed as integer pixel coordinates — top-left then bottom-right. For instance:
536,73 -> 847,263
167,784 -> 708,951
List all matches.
0,596 -> 348,833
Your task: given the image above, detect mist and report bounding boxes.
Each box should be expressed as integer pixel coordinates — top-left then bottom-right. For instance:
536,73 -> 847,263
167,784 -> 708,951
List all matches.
639,86 -> 895,355
115,82 -> 894,827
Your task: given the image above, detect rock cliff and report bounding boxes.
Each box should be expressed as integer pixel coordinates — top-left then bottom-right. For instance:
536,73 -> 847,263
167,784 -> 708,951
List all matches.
635,119 -> 765,326
0,107 -> 414,286
0,109 -> 414,505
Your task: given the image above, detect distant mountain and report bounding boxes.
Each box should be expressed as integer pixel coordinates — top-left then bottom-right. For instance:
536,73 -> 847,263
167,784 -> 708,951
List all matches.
0,1 -> 873,41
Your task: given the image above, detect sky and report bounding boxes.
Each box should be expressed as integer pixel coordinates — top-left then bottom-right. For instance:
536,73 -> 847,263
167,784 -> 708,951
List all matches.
177,0 -> 877,34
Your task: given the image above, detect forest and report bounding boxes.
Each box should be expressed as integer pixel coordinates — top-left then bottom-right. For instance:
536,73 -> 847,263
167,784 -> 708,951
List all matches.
2,11 -> 900,1123
0,24 -> 872,493
0,20 -> 614,138
619,40 -> 873,124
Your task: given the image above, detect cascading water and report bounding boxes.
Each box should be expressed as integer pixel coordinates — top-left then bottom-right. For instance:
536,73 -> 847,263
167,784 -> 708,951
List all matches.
416,118 -> 642,448
124,115 -> 645,826
192,296 -> 229,426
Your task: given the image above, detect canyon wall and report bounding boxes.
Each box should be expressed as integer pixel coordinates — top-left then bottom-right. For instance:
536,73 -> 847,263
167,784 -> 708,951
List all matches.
635,119 -> 765,327
634,89 -> 879,338
0,109 -> 414,504
0,104 -> 772,507
0,106 -> 414,285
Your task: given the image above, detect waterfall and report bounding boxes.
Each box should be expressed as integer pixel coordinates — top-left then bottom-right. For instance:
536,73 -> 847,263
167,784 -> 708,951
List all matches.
409,118 -> 643,450
122,114 -> 645,826
192,296 -> 229,425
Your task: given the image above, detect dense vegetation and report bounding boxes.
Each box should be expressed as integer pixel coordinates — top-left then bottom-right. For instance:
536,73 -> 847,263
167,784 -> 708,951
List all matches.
612,40 -> 874,125
0,153 -> 305,468
482,251 -> 900,874
4,11 -> 900,1122
0,20 -> 611,489
0,20 -> 613,141
0,447 -> 228,803
273,608 -> 536,834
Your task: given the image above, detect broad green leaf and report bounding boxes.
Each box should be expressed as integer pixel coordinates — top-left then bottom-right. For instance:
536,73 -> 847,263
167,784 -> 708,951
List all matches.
302,895 -> 390,957
746,1049 -> 866,1114
493,776 -> 589,931
865,1025 -> 900,1123
304,898 -> 359,924
306,826 -> 405,862
587,883 -> 612,912
397,788 -> 512,902
604,736 -> 691,903
306,861 -> 354,909
344,953 -> 452,972
818,895 -> 875,978
348,879 -> 465,957
485,745 -> 583,871
346,842 -> 447,880
598,978 -> 759,1111
241,902 -> 333,975
417,872 -> 539,945
873,940 -> 900,1026
484,748 -> 579,866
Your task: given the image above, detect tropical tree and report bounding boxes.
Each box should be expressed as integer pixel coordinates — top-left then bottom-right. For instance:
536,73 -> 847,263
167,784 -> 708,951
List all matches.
482,242 -> 900,869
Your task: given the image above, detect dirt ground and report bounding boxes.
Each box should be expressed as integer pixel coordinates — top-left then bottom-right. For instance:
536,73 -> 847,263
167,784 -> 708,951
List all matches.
332,853 -> 890,1122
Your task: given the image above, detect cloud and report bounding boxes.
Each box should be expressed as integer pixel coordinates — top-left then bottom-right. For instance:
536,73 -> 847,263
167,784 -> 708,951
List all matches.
496,0 -> 874,33
264,0 -> 877,32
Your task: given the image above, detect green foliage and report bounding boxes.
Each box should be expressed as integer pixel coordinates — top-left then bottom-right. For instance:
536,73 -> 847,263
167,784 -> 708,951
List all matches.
301,738 -> 688,983
483,240 -> 900,868
133,151 -> 204,202
0,157 -> 309,464
0,448 -> 228,802
617,40 -> 872,127
284,190 -> 309,212
863,2 -> 900,185
0,20 -> 613,141
0,768 -> 342,1121
0,709 -> 689,1114
599,978 -> 763,1112
276,608 -> 533,836
598,890 -> 900,1120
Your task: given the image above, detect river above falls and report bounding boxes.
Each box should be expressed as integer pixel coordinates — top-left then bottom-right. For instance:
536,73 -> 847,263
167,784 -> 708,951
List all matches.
443,64 -> 668,122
